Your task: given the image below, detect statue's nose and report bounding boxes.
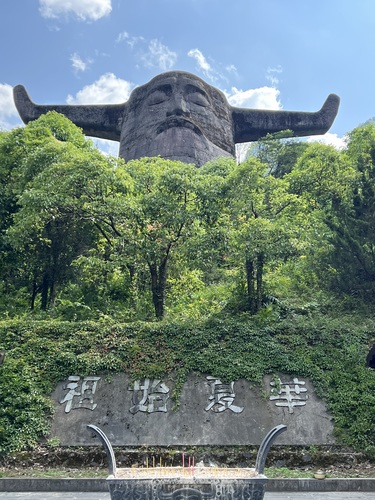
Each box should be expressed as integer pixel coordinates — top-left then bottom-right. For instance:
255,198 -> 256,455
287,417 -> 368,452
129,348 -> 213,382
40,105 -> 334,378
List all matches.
166,94 -> 188,116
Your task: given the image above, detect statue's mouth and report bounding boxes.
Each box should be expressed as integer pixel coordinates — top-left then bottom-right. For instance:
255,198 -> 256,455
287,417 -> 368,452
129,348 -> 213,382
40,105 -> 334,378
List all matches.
156,117 -> 202,136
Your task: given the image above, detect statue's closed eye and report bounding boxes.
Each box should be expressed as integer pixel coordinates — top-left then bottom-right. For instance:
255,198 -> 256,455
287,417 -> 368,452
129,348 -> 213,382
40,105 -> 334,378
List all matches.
187,92 -> 209,107
147,90 -> 168,105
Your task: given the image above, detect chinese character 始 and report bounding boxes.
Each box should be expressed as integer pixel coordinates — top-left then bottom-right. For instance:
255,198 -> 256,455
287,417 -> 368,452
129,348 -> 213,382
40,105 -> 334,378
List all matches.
128,378 -> 170,414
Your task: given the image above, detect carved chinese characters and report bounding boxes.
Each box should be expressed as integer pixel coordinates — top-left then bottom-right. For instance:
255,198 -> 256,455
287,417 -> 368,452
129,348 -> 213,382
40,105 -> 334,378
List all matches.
59,375 -> 101,413
58,374 -> 309,416
51,372 -> 334,446
269,377 -> 308,414
128,379 -> 170,414
205,377 -> 244,413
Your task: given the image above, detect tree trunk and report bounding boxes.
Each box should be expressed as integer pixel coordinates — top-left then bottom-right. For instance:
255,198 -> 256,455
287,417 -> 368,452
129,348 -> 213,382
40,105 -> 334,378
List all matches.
49,236 -> 60,308
245,253 -> 264,315
41,272 -> 49,311
49,279 -> 57,308
30,279 -> 38,310
245,257 -> 257,314
127,263 -> 136,310
256,253 -> 264,313
149,260 -> 167,319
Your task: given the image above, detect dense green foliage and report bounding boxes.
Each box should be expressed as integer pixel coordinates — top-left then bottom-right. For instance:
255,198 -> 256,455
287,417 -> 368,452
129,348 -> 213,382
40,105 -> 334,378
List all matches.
1,114 -> 375,456
2,112 -> 375,320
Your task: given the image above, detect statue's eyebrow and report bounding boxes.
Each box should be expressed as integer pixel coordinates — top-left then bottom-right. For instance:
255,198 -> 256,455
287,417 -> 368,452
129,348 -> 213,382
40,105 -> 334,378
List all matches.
147,84 -> 172,97
185,84 -> 209,97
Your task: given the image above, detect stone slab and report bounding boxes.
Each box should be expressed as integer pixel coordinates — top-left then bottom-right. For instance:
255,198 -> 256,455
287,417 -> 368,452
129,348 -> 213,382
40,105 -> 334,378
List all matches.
49,373 -> 334,446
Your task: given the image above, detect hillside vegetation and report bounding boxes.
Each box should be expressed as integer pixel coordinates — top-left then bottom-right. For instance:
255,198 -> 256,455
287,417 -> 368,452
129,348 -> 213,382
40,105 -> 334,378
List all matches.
0,114 -> 375,457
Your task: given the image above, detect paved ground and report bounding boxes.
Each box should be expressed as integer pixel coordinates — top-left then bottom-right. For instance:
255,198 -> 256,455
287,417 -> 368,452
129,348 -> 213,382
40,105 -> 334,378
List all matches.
265,495 -> 375,500
0,493 -> 375,499
0,495 -> 110,499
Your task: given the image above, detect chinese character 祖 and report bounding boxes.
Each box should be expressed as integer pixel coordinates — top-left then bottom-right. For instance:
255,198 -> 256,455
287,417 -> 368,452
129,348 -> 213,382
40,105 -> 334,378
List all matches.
59,376 -> 101,413
270,377 -> 308,414
128,379 -> 170,414
205,376 -> 244,413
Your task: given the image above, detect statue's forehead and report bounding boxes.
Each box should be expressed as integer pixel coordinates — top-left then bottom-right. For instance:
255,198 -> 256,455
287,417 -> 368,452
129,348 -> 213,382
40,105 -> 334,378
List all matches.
145,74 -> 208,93
129,73 -> 222,102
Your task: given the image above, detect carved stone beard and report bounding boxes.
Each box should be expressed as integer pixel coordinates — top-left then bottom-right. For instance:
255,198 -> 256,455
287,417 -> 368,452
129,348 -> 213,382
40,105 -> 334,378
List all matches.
120,126 -> 233,166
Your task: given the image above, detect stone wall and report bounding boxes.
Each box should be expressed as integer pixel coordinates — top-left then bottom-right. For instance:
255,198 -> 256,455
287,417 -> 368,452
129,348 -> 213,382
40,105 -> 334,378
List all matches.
49,373 -> 335,446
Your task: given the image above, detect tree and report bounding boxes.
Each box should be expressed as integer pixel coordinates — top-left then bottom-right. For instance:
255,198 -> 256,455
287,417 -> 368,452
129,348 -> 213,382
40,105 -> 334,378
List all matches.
2,115 -> 225,319
332,125 -> 375,298
285,141 -> 359,297
185,158 -> 235,281
246,132 -> 309,177
120,158 -> 202,319
0,114 -> 90,311
2,112 -> 131,311
226,158 -> 307,314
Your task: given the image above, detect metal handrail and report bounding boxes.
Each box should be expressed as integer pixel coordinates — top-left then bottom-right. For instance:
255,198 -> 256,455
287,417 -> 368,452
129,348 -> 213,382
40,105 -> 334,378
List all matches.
255,424 -> 287,474
87,424 -> 117,477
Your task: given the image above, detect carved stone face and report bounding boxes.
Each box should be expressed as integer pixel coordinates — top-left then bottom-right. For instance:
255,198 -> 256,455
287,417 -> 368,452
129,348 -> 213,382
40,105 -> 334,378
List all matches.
119,72 -> 235,167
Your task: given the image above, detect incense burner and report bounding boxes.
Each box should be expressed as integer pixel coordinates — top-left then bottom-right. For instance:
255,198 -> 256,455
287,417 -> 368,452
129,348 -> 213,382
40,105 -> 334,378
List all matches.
87,424 -> 286,499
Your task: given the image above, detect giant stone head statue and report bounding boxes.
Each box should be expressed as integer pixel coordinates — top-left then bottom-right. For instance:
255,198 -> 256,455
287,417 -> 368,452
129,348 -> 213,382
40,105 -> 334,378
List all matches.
13,71 -> 339,167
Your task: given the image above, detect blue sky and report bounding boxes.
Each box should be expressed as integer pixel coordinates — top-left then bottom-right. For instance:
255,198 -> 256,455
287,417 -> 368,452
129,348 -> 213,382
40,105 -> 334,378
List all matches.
1,0 -> 375,155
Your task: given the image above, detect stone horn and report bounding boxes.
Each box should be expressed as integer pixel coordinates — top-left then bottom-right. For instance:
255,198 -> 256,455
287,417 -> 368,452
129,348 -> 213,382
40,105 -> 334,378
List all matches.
231,93 -> 340,143
13,84 -> 125,142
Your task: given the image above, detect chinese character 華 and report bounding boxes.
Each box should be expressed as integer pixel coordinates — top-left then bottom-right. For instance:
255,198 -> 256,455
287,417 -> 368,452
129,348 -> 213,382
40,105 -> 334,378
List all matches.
270,377 -> 308,414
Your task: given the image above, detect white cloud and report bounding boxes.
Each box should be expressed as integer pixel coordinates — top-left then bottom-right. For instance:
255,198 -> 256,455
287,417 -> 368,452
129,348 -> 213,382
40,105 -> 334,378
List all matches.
141,39 -> 177,71
235,143 -> 251,164
70,53 -> 92,73
225,64 -> 239,77
227,86 -> 282,110
0,84 -> 18,118
116,31 -> 129,43
266,65 -> 283,87
0,83 -> 22,130
117,32 -> 176,71
66,73 -> 134,104
116,31 -> 144,48
307,132 -> 346,150
48,25 -> 61,32
187,48 -> 220,84
188,48 -> 212,73
39,0 -> 112,21
188,48 -> 235,85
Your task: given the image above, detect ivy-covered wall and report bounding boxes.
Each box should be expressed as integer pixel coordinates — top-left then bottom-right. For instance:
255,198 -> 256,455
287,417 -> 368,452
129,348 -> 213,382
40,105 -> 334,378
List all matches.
0,314 -> 374,456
